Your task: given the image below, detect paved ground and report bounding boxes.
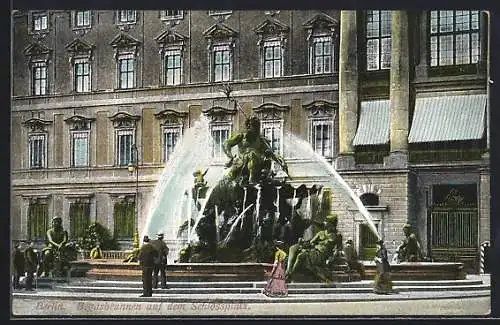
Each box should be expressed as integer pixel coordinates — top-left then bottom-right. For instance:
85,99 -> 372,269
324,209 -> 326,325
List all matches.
11,274 -> 491,318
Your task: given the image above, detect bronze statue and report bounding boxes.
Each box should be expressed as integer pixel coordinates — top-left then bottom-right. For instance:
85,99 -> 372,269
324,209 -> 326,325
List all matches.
40,216 -> 76,277
223,116 -> 288,185
396,223 -> 423,262
285,214 -> 343,282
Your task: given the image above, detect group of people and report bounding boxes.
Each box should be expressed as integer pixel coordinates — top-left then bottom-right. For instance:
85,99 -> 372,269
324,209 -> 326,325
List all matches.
11,241 -> 38,291
137,233 -> 170,297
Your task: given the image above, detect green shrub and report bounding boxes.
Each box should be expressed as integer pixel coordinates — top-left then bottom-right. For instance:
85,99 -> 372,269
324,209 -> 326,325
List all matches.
77,222 -> 119,250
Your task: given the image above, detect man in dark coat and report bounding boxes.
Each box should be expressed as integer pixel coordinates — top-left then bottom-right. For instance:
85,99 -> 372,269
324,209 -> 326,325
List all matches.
137,236 -> 158,297
24,241 -> 38,291
151,233 -> 169,289
12,242 -> 25,290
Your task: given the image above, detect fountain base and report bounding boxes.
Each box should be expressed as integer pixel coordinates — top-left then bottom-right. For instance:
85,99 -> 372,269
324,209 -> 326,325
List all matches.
70,260 -> 274,282
70,260 -> 466,282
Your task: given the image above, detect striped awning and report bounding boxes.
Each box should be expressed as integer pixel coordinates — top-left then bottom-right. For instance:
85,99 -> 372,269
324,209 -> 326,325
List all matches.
352,100 -> 390,146
408,94 -> 486,143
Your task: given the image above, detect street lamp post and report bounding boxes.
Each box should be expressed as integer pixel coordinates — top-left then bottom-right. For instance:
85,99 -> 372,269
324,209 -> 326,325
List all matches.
128,144 -> 140,250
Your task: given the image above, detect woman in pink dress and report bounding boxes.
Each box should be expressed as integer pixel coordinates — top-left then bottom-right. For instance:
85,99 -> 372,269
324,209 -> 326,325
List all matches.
263,241 -> 288,297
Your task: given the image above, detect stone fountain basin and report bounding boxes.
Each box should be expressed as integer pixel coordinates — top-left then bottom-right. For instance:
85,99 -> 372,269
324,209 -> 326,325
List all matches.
70,260 -> 467,282
70,260 -> 274,281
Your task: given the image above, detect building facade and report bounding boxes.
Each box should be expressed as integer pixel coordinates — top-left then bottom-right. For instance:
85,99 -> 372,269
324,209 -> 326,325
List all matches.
11,10 -> 490,272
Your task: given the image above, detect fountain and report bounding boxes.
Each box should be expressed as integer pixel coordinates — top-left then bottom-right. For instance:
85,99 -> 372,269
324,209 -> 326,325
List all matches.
71,92 -> 467,282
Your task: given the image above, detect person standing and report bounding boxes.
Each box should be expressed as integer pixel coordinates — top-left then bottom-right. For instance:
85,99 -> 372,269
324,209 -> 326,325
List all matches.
344,238 -> 365,277
373,239 -> 395,294
24,241 -> 38,291
137,236 -> 158,297
12,242 -> 25,290
151,233 -> 169,289
262,240 -> 288,297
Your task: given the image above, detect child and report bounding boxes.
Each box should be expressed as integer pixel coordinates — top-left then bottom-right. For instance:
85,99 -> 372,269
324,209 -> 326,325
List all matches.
263,240 -> 288,297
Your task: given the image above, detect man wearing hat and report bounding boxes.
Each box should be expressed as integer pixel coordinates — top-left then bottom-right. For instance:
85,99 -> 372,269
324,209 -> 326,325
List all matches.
151,233 -> 169,289
137,236 -> 158,297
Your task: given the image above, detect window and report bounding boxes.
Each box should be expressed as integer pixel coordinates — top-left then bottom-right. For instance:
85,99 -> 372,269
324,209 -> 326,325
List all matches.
261,120 -> 282,155
211,124 -> 231,160
304,100 -> 337,160
28,200 -> 48,241
163,127 -> 181,162
161,10 -> 183,20
71,131 -> 89,167
29,134 -> 46,169
365,10 -> 392,71
32,12 -> 48,32
117,129 -> 134,166
264,40 -> 282,78
75,11 -> 91,28
69,201 -> 90,239
311,119 -> 333,157
118,54 -> 136,89
113,200 -> 135,240
74,59 -> 91,93
429,10 -> 480,67
164,50 -> 182,85
312,36 -> 333,74
31,62 -> 47,96
213,45 -> 231,82
118,10 -> 136,24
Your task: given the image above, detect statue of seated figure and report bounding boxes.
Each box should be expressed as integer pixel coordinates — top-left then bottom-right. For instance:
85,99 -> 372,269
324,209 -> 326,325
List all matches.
285,214 -> 343,282
40,216 -> 76,277
396,223 -> 423,262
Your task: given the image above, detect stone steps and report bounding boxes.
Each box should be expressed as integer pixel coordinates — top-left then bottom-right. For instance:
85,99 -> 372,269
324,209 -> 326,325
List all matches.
66,278 -> 484,288
56,284 -> 489,295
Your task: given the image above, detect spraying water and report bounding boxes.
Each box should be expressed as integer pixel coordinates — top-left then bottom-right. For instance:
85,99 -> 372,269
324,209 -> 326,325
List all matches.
141,115 -> 221,243
283,132 -> 381,240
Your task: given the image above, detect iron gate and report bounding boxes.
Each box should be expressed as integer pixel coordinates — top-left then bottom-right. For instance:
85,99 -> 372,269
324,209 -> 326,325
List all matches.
429,207 -> 478,272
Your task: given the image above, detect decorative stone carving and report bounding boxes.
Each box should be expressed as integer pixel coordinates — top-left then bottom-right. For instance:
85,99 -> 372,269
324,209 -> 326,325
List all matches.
64,115 -> 95,130
65,38 -> 94,63
253,103 -> 289,120
22,118 -> 52,133
303,100 -> 337,118
109,32 -> 141,58
109,112 -> 140,128
202,106 -> 236,123
154,109 -> 188,126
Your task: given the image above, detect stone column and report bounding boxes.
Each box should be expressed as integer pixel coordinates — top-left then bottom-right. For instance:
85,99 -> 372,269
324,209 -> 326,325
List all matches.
336,10 -> 358,170
387,11 -> 410,168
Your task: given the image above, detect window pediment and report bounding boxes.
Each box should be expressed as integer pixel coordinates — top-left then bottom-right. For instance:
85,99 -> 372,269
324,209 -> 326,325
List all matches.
64,115 -> 95,130
154,109 -> 188,125
109,112 -> 141,128
303,100 -> 337,117
303,13 -> 338,38
254,103 -> 289,120
110,33 -> 141,55
203,23 -> 238,39
202,106 -> 236,123
24,42 -> 52,62
254,18 -> 289,37
65,38 -> 94,57
155,29 -> 188,45
23,118 -> 52,132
